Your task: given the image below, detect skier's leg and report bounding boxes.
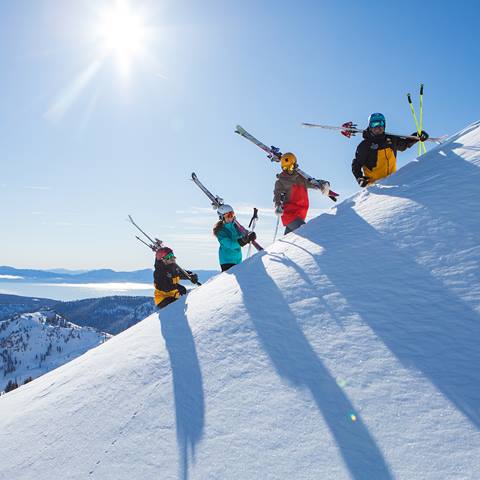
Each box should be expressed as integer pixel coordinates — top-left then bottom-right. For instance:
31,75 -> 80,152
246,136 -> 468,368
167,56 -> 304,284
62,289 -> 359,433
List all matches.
285,218 -> 306,234
221,263 -> 236,272
156,297 -> 177,310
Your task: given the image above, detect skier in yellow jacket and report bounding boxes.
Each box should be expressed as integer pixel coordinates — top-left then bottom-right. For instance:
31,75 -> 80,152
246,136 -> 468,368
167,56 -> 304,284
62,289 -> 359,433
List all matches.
352,112 -> 429,187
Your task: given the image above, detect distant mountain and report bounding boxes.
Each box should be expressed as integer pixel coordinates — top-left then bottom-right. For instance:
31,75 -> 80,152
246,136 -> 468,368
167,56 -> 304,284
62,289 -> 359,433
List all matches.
0,293 -> 155,335
46,268 -> 89,275
0,294 -> 154,392
0,266 -> 153,283
0,310 -> 109,393
53,296 -> 156,335
0,266 -> 218,284
0,294 -> 57,321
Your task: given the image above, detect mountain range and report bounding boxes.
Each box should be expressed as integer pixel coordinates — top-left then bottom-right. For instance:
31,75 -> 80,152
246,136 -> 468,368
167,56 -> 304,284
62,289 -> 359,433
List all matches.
0,266 -> 218,284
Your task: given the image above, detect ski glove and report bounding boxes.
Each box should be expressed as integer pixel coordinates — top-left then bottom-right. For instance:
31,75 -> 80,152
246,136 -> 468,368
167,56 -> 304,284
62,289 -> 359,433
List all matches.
238,231 -> 256,246
275,204 -> 284,215
176,284 -> 187,296
247,231 -> 257,243
237,237 -> 248,247
316,179 -> 330,194
411,130 -> 429,142
189,273 -> 199,284
357,176 -> 370,188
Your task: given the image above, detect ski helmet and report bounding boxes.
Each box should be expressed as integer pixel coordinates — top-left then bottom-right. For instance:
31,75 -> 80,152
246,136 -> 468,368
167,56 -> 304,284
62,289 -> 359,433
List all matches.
156,247 -> 174,261
368,112 -> 386,129
217,204 -> 234,219
280,152 -> 297,172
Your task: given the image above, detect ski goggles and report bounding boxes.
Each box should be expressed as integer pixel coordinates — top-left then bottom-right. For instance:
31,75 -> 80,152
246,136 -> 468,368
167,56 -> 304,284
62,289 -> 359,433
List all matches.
163,252 -> 175,260
369,119 -> 385,128
223,211 -> 235,219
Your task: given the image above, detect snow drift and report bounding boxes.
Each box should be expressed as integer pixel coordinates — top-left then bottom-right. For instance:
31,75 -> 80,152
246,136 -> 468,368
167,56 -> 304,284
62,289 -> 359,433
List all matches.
0,122 -> 479,480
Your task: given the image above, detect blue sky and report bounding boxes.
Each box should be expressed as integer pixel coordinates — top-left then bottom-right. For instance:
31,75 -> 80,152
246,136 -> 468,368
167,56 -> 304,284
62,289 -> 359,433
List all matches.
1,0 -> 479,271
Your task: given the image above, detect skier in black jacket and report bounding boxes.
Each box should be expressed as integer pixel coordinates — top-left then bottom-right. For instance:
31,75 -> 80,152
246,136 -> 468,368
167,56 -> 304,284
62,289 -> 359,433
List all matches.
153,247 -> 198,309
352,112 -> 429,187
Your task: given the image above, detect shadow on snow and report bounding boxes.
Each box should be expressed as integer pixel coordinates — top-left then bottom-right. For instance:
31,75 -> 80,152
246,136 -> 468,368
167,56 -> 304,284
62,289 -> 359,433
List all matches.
159,301 -> 205,480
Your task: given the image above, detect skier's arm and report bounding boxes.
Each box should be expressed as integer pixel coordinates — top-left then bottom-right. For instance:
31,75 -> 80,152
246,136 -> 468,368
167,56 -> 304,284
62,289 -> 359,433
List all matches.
395,135 -> 417,152
303,174 -> 330,193
273,179 -> 288,206
217,228 -> 243,249
176,267 -> 199,285
352,143 -> 367,179
176,266 -> 190,280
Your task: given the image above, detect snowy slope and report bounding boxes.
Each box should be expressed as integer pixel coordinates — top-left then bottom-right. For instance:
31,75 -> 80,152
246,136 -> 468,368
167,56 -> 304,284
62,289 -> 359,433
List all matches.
0,311 -> 109,392
0,122 -> 479,479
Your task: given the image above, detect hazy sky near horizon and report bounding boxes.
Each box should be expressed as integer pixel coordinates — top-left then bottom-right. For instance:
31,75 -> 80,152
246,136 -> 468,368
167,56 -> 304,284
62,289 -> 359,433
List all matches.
1,0 -> 479,271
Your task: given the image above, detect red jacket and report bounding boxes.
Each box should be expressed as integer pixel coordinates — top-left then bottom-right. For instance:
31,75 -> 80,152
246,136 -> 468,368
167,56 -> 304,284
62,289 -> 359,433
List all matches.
273,172 -> 313,226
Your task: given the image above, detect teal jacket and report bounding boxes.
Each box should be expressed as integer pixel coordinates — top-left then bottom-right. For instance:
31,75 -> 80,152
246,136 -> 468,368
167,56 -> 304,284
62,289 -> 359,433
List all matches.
216,222 -> 243,266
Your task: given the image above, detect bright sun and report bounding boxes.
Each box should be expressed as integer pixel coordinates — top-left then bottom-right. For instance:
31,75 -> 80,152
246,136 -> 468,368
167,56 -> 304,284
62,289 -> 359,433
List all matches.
95,0 -> 150,78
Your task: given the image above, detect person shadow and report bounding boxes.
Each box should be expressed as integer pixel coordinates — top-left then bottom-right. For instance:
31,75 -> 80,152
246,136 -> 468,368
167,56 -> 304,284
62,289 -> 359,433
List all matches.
159,299 -> 205,480
228,258 -> 393,480
294,203 -> 480,430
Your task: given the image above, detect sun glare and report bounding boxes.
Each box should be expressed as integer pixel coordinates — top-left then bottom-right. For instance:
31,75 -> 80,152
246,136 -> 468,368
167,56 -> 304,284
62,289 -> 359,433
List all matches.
95,1 -> 150,78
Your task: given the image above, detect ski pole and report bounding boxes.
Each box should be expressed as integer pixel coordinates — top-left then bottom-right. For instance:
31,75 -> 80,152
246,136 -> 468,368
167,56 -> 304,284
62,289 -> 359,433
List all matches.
246,208 -> 259,259
273,193 -> 285,243
273,215 -> 280,244
407,89 -> 426,155
419,84 -> 427,154
407,92 -> 422,156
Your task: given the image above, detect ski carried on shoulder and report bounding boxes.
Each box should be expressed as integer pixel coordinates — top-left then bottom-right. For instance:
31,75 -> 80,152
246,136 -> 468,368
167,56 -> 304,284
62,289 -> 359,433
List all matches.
235,125 -> 339,202
301,121 -> 446,144
127,214 -> 163,251
191,172 -> 264,252
127,214 -> 201,285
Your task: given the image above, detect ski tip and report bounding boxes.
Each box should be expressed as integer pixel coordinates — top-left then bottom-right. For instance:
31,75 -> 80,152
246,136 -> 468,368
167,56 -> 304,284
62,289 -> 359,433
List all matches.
191,172 -> 197,179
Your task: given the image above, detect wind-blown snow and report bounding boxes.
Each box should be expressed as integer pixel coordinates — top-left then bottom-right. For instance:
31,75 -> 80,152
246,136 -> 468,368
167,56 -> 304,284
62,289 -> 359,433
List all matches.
0,122 -> 479,479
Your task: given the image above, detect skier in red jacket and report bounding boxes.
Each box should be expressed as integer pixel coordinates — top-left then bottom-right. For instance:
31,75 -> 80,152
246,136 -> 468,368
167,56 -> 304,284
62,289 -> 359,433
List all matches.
273,152 -> 331,234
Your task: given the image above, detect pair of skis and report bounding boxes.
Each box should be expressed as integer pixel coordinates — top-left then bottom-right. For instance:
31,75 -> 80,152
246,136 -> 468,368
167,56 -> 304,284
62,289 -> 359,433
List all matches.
191,173 -> 264,252
235,125 -> 340,202
127,215 -> 201,286
301,122 -> 445,144
303,85 -> 444,147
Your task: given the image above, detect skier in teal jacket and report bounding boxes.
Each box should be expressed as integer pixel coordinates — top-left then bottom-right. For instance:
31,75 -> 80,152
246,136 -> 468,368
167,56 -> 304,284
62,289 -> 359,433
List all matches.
213,204 -> 256,272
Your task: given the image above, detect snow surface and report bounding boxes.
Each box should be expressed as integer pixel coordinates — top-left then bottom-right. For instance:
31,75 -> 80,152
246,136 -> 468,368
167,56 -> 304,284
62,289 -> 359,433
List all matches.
0,122 -> 479,479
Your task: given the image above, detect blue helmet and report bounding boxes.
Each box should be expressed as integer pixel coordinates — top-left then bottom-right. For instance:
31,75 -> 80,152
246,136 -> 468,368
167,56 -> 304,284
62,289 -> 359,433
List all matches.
368,112 -> 386,129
